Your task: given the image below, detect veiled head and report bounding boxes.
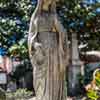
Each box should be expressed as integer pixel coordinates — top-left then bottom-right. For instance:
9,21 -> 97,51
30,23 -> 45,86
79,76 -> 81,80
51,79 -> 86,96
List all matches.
37,0 -> 56,11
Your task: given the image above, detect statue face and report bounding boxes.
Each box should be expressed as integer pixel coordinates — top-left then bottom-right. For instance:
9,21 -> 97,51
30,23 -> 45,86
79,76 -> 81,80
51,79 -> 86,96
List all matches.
42,0 -> 53,11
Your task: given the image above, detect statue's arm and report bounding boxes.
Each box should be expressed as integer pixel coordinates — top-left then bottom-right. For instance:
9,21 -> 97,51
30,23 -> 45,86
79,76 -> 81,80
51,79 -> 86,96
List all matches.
54,15 -> 69,65
54,15 -> 66,34
54,15 -> 68,48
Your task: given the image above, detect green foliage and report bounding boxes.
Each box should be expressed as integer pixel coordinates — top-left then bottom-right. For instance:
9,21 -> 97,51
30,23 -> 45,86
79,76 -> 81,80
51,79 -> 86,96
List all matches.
87,69 -> 100,100
9,43 -> 28,58
0,0 -> 35,58
87,90 -> 99,100
6,88 -> 33,100
57,0 -> 100,51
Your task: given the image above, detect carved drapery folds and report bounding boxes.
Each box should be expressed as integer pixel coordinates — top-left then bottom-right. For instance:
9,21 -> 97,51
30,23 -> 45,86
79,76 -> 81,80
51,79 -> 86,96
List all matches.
28,0 -> 68,100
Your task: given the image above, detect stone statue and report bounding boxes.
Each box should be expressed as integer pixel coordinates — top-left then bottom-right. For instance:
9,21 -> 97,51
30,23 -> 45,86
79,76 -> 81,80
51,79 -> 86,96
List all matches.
28,0 -> 68,100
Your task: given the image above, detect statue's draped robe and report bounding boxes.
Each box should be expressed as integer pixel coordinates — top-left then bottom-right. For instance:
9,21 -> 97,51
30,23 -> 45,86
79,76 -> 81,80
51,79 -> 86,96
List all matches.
28,12 -> 67,100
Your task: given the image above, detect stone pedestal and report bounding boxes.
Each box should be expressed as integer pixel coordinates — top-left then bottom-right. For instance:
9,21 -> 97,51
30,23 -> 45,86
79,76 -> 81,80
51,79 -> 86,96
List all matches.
68,33 -> 84,96
68,61 -> 83,96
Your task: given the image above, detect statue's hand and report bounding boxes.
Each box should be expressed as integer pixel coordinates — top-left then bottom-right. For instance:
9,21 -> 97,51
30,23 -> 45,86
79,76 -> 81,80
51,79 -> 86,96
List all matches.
34,42 -> 42,49
30,41 -> 42,56
30,31 -> 42,50
34,42 -> 45,65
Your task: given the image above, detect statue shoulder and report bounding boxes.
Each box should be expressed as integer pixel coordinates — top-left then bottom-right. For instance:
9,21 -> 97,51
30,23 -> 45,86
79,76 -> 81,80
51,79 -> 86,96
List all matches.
30,7 -> 40,22
30,12 -> 40,27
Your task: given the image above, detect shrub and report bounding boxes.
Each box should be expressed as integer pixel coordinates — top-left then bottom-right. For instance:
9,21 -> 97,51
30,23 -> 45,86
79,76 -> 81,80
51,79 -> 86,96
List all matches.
87,69 -> 100,100
0,87 -> 6,100
6,88 -> 33,100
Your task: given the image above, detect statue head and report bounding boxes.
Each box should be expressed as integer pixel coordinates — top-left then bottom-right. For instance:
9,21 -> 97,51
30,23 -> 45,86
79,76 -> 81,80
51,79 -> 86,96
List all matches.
37,0 -> 56,12
42,0 -> 52,11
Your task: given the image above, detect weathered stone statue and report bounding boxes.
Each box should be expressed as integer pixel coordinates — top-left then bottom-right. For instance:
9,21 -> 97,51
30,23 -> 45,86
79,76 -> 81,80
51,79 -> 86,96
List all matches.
28,0 -> 68,100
